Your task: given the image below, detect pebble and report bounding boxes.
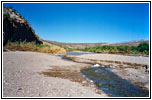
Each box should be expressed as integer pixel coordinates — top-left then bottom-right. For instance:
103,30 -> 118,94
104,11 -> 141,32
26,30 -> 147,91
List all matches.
18,88 -> 22,91
90,80 -> 93,83
3,80 -> 9,85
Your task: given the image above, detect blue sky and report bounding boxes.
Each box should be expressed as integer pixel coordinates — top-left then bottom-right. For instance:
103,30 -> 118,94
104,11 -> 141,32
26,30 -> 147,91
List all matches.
3,3 -> 149,43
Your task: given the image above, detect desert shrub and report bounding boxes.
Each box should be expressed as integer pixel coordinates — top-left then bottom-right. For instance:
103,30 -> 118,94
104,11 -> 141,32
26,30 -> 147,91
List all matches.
35,43 -> 49,48
65,48 -> 80,51
81,43 -> 149,55
66,48 -> 73,51
4,41 -> 37,51
143,50 -> 149,55
83,47 -> 90,51
109,47 -> 119,54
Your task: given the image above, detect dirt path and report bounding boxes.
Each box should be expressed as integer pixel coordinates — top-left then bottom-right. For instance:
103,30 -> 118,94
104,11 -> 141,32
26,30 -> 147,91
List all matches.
3,51 -> 107,97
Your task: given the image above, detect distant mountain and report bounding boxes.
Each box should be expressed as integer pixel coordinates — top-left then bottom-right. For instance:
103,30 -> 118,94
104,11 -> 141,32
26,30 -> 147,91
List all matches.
3,7 -> 42,45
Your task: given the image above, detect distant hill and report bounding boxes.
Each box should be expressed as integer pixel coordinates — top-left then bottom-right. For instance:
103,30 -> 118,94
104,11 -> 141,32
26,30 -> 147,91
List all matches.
3,7 -> 42,45
43,40 -> 109,49
111,39 -> 149,46
43,39 -> 149,49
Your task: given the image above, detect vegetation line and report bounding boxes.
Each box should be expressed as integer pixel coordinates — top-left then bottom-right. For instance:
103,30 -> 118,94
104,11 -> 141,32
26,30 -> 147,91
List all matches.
66,42 -> 149,55
3,41 -> 66,54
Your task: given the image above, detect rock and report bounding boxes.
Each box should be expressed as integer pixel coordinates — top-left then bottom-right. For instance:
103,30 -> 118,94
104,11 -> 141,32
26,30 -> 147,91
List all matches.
144,65 -> 149,72
90,80 -> 93,83
93,64 -> 100,67
3,7 -> 42,45
82,81 -> 86,84
18,88 -> 22,91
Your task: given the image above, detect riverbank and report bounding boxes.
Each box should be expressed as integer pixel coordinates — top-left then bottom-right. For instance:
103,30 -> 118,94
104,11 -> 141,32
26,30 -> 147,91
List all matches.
3,51 -> 107,97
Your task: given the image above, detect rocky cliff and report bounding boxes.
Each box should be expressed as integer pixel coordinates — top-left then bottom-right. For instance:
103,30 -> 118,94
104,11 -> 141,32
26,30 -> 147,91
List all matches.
3,7 -> 42,45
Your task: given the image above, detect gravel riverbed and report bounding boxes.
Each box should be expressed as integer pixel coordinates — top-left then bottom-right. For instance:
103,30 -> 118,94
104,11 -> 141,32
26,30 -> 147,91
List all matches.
3,51 -> 149,97
3,51 -> 107,97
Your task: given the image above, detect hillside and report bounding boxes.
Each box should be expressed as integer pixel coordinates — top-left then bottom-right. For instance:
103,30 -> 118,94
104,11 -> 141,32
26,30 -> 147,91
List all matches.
3,7 -> 66,54
3,7 -> 42,45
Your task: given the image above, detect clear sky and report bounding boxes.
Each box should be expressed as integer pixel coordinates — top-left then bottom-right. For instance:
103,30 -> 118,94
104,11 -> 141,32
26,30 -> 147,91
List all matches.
3,3 -> 149,43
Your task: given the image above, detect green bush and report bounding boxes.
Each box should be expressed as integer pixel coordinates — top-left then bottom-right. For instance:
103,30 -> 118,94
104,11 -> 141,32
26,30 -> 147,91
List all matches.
130,46 -> 137,51
116,46 -> 129,52
137,42 -> 149,52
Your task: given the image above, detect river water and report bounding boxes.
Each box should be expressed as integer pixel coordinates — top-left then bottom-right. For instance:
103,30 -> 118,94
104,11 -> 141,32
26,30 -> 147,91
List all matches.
81,67 -> 148,97
66,51 -> 96,55
59,51 -> 149,97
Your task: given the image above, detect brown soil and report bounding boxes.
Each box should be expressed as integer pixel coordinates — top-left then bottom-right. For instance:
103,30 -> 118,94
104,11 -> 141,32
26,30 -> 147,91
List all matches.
40,66 -> 104,95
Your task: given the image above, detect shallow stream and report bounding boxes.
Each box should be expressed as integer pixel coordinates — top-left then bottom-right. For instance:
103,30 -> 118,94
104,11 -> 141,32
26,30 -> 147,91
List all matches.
58,51 -> 149,97
81,67 -> 149,97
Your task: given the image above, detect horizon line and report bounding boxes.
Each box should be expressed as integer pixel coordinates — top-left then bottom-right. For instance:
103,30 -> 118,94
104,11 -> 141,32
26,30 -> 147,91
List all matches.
43,38 -> 149,44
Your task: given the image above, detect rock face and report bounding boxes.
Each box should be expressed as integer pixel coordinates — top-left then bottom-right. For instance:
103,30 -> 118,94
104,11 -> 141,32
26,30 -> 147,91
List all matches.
3,7 -> 42,45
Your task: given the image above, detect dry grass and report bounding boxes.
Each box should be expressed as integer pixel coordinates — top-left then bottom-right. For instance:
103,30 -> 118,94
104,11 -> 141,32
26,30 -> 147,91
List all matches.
37,46 -> 66,54
3,41 -> 66,54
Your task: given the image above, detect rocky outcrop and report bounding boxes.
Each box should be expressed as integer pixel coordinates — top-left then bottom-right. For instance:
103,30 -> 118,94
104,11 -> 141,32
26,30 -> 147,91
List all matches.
3,7 -> 42,45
